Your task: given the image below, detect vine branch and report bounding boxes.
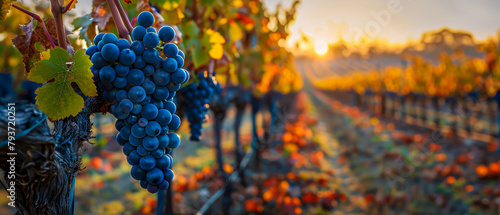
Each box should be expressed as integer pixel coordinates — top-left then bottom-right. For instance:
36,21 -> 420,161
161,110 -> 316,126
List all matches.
50,0 -> 68,50
113,0 -> 134,34
62,0 -> 75,14
12,4 -> 56,48
106,0 -> 131,42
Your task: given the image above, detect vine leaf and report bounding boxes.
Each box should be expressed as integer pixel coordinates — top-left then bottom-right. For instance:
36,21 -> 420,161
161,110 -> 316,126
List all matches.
205,29 -> 225,59
28,48 -> 97,120
0,0 -> 12,20
13,18 -> 73,72
71,14 -> 93,46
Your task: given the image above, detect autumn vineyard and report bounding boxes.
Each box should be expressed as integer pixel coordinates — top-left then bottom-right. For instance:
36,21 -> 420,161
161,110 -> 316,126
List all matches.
0,0 -> 499,214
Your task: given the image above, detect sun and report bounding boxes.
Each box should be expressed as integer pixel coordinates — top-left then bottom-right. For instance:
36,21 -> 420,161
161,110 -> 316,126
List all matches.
314,41 -> 328,55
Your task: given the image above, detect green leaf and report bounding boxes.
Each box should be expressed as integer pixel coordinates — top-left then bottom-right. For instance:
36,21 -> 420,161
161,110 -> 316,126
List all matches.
0,0 -> 12,20
72,14 -> 93,46
180,21 -> 200,49
201,0 -> 216,6
28,48 -> 97,120
229,23 -> 243,42
192,43 -> 209,69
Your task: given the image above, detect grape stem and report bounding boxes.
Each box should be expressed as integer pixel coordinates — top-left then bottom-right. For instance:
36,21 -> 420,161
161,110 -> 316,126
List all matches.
106,0 -> 131,42
62,0 -> 74,14
113,0 -> 134,34
50,0 -> 68,50
12,4 -> 56,49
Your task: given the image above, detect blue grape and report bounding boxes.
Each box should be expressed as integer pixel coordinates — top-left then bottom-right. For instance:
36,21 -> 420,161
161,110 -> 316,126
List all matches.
146,121 -> 161,136
167,132 -> 180,148
123,142 -> 135,156
164,168 -> 174,182
101,43 -> 120,61
137,145 -> 149,156
137,11 -> 155,27
113,76 -> 127,88
143,48 -> 159,63
131,165 -> 147,180
156,155 -> 171,170
128,86 -> 146,103
131,103 -> 142,115
174,55 -> 184,68
131,123 -> 147,138
143,136 -> 159,151
146,168 -> 163,185
143,65 -> 155,76
138,118 -> 148,127
168,114 -> 180,130
141,95 -> 152,105
119,126 -> 131,140
152,86 -> 169,100
147,184 -> 159,193
151,148 -> 164,158
165,148 -> 172,155
139,155 -> 156,171
142,80 -> 156,94
147,27 -> 157,33
93,32 -> 105,45
115,119 -> 126,131
133,56 -> 146,69
118,99 -> 133,113
114,108 -> 130,120
157,134 -> 169,148
127,114 -> 139,125
177,50 -> 185,59
162,58 -> 178,72
127,150 -> 141,165
91,52 -> 107,68
154,56 -> 163,69
167,91 -> 176,100
163,43 -> 179,57
116,90 -> 128,101
99,66 -> 116,82
153,69 -> 170,86
141,104 -> 158,120
171,69 -> 187,84
130,41 -> 145,55
151,99 -> 163,109
102,33 -> 118,44
85,46 -> 98,57
167,82 -> 181,91
182,69 -> 190,83
127,69 -> 145,86
159,180 -> 169,190
158,26 -> 175,43
156,109 -> 172,125
116,133 -> 128,146
166,155 -> 173,168
132,26 -> 147,41
160,125 -> 169,135
114,63 -> 130,77
140,180 -> 149,189
116,39 -> 130,50
163,101 -> 176,113
119,49 -> 136,65
97,41 -> 105,50
143,33 -> 160,48
129,135 -> 143,146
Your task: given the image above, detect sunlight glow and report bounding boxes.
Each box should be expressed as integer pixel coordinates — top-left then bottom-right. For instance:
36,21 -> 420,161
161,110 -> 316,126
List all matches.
314,41 -> 328,55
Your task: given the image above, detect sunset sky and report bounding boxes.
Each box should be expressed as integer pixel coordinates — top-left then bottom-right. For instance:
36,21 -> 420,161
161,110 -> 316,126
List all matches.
263,0 -> 500,45
67,0 -> 500,46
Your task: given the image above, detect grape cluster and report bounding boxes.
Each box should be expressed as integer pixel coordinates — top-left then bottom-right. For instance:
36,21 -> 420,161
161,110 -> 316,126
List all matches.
179,72 -> 217,140
86,11 -> 188,193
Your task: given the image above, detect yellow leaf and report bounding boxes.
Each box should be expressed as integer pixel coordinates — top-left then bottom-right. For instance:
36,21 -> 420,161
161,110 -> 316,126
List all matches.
208,30 -> 225,44
229,23 -> 243,41
64,0 -> 78,12
208,43 -> 223,59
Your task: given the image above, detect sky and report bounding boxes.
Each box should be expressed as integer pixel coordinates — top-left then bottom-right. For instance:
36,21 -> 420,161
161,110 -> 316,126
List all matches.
62,0 -> 500,46
263,0 -> 500,45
